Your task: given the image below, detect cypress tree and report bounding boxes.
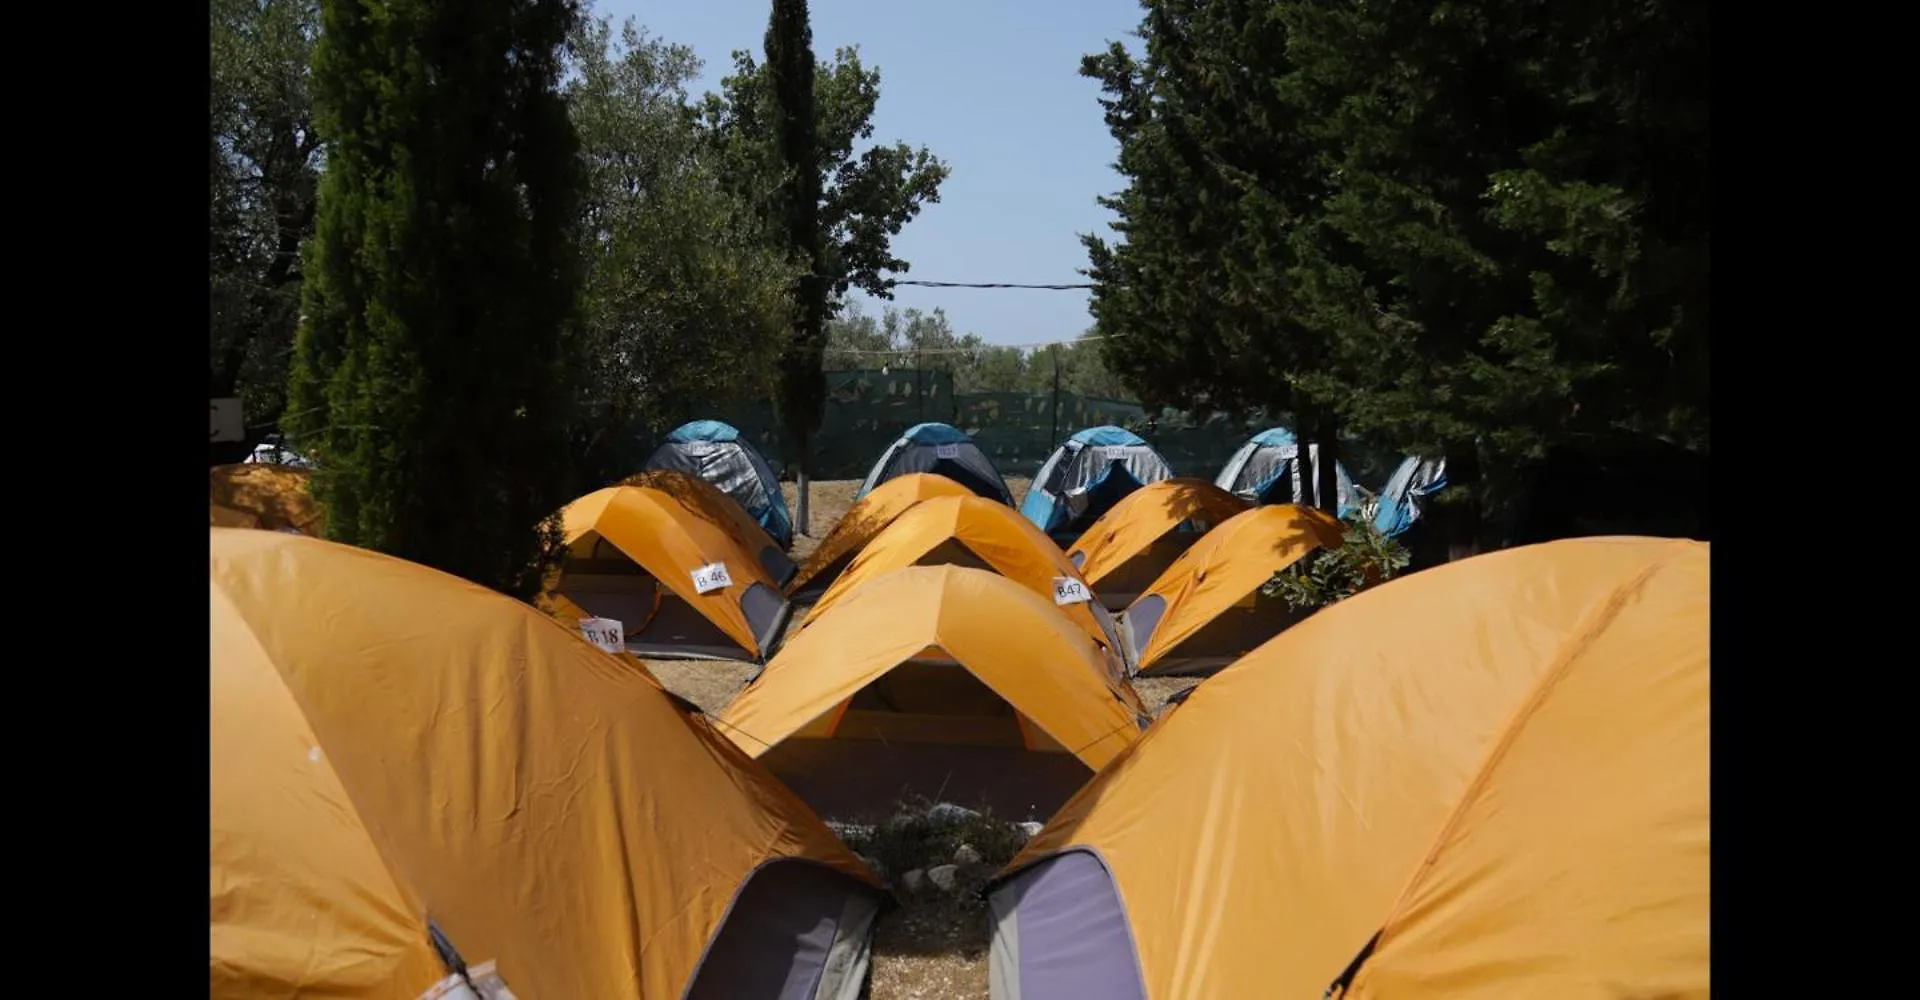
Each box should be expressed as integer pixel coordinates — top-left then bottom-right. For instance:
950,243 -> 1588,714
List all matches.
765,0 -> 828,490
285,0 -> 584,598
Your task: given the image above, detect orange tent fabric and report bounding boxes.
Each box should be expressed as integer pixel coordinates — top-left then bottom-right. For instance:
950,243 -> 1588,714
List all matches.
1065,478 -> 1248,587
534,591 -> 664,685
619,468 -> 796,586
210,504 -> 261,529
721,565 -> 1146,771
991,537 -> 1709,1000
211,528 -> 880,1000
788,473 -> 976,593
799,494 -> 1127,666
558,484 -> 786,658
209,463 -> 323,535
1127,503 -> 1344,673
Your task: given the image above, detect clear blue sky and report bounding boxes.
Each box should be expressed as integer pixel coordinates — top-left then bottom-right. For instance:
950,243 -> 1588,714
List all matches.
594,0 -> 1143,347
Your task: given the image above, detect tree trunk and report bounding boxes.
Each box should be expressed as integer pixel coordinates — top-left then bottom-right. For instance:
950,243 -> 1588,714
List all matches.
1313,413 -> 1342,516
792,427 -> 812,537
1290,411 -> 1316,509
1442,440 -> 1484,561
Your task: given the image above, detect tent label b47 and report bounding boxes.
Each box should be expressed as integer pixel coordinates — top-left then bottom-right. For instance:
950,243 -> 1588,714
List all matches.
691,562 -> 734,594
1053,577 -> 1094,605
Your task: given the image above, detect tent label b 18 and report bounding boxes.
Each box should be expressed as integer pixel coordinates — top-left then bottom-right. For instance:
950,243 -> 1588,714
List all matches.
1052,577 -> 1093,605
691,562 -> 733,594
935,443 -> 961,459
579,617 -> 624,653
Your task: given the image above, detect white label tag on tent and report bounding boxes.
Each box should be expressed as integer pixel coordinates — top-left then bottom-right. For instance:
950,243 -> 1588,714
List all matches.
691,561 -> 733,594
935,443 -> 961,459
1052,577 -> 1093,606
579,617 -> 624,653
418,960 -> 519,1000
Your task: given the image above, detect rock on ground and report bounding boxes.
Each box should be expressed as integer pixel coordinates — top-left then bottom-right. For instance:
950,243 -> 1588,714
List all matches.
927,864 -> 959,892
925,802 -> 981,824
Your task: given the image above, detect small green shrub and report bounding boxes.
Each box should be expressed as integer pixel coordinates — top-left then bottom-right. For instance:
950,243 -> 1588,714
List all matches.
1263,514 -> 1411,612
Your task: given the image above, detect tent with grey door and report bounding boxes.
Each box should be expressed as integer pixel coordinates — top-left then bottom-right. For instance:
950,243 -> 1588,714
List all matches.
1214,427 -> 1361,516
645,419 -> 794,548
1370,455 -> 1448,538
1021,426 -> 1175,541
857,422 -> 1014,505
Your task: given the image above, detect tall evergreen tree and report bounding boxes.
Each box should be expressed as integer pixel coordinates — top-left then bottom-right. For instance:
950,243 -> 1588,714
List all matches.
285,0 -> 585,598
1083,0 -> 1709,542
1276,0 -> 1709,551
765,0 -> 829,482
1081,1 -> 1345,511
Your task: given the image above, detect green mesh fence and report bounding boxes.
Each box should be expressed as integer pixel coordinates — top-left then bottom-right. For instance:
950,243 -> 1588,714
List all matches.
716,369 -> 1267,481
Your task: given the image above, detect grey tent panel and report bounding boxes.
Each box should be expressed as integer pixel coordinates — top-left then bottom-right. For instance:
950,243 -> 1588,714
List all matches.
988,850 -> 1147,1000
753,544 -> 800,591
685,859 -> 883,1000
742,581 -> 794,661
1024,434 -> 1175,537
1122,595 -> 1168,668
646,431 -> 795,549
1216,437 -> 1361,515
1120,589 -> 1307,676
860,427 -> 1014,505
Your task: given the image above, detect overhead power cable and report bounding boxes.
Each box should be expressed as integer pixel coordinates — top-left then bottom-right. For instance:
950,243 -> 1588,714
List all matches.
887,280 -> 1094,290
823,333 -> 1112,355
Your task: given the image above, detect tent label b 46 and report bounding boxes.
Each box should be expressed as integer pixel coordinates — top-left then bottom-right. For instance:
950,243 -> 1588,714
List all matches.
691,562 -> 734,594
1053,577 -> 1094,605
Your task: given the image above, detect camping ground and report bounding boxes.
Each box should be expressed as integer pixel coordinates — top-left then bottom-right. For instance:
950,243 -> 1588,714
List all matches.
641,475 -> 1200,1000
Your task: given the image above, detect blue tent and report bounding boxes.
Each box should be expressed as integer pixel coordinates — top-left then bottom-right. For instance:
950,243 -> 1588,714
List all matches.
644,420 -> 794,547
857,422 -> 1013,504
1022,426 -> 1175,539
1371,456 -> 1449,538
1214,427 -> 1361,517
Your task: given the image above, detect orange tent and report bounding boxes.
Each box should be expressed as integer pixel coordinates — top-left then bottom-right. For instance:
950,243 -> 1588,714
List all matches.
787,473 -> 976,595
799,493 -> 1129,667
1064,478 -> 1249,609
618,467 -> 797,588
721,565 -> 1148,821
209,462 -> 323,535
987,538 -> 1709,1000
534,590 -> 668,686
555,484 -> 792,661
210,504 -> 261,529
211,528 -> 881,1000
1122,503 -> 1344,674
